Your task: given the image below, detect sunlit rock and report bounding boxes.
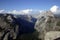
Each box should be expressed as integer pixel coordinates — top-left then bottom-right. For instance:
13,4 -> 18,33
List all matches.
45,31 -> 60,40
35,11 -> 60,40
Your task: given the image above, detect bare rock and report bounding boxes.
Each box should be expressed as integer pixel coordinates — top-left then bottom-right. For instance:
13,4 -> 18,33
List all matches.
35,11 -> 60,40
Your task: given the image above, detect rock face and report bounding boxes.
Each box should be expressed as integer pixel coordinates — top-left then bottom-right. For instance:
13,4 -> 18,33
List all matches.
34,11 -> 60,40
0,14 -> 18,40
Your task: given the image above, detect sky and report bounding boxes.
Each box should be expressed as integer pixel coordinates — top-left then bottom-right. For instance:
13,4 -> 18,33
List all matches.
0,0 -> 60,14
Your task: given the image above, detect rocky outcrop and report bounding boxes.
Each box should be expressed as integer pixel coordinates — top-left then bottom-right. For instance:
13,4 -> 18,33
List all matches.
0,14 -> 18,40
34,11 -> 60,40
45,31 -> 60,40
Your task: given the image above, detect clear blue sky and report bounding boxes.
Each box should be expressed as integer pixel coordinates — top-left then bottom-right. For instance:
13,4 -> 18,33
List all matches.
0,0 -> 60,10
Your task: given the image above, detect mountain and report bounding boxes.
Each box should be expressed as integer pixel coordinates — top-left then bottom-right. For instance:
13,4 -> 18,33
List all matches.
0,13 -> 37,40
34,11 -> 60,40
15,14 -> 37,23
